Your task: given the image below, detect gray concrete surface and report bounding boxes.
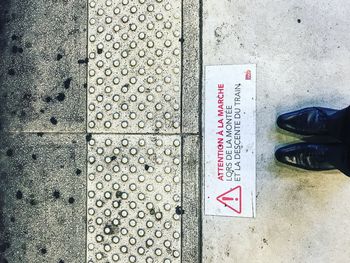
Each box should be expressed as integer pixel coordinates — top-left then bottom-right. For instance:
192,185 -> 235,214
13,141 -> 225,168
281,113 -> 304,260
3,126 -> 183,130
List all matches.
182,0 -> 201,134
182,0 -> 202,260
0,133 -> 86,263
5,0 -> 350,262
203,0 -> 350,262
182,135 -> 201,263
0,0 -> 87,132
0,0 -> 88,262
0,0 -> 202,263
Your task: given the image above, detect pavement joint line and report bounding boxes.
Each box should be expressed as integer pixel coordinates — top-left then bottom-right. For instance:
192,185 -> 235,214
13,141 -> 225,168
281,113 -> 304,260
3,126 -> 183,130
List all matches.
198,0 -> 204,261
0,132 -> 200,136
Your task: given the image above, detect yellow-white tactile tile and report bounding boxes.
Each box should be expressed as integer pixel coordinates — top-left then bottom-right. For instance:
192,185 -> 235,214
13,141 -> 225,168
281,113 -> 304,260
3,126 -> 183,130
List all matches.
87,135 -> 182,263
87,0 -> 182,133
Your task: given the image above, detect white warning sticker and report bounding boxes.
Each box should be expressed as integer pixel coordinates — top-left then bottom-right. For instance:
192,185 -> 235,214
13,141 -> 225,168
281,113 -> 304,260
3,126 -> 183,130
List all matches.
204,64 -> 256,217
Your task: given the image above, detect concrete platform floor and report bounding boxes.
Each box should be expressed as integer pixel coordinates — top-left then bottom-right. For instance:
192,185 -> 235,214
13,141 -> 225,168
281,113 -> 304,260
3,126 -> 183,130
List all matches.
0,0 -> 200,262
203,0 -> 350,262
0,0 -> 350,262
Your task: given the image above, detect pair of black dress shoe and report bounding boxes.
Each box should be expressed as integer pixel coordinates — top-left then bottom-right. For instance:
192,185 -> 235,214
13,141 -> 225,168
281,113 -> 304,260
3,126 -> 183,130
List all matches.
275,106 -> 350,175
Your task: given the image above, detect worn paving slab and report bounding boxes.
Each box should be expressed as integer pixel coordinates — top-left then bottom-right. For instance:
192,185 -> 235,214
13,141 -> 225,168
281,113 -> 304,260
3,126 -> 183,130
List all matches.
203,0 -> 350,262
182,135 -> 201,263
0,0 -> 87,132
0,133 -> 86,263
87,0 -> 182,134
0,0 -> 202,263
182,0 -> 201,134
86,134 -> 182,263
85,0 -> 201,262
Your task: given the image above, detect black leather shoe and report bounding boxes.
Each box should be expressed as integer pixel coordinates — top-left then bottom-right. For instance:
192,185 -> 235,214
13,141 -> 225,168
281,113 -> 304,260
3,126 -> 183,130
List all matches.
275,143 -> 350,172
277,107 -> 339,136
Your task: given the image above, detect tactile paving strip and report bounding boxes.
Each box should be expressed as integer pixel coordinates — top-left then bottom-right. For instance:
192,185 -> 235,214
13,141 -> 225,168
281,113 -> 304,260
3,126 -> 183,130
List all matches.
87,135 -> 182,263
87,0 -> 182,133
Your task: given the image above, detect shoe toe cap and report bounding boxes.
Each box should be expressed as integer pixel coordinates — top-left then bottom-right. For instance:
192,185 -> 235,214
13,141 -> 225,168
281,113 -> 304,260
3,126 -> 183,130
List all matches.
276,112 -> 298,132
275,143 -> 337,171
275,144 -> 304,167
275,146 -> 293,165
277,107 -> 329,135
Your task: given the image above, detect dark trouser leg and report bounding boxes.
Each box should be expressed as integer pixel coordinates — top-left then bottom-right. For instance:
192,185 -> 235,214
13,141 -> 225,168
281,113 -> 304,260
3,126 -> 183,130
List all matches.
327,106 -> 350,175
327,105 -> 350,145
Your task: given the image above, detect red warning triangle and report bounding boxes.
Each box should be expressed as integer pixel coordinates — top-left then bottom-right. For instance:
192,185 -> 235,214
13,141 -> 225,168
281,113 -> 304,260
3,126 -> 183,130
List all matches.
216,186 -> 242,214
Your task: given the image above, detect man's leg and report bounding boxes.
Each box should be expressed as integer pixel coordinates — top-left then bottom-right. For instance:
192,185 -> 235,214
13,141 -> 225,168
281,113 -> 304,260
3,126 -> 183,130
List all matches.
327,106 -> 350,145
